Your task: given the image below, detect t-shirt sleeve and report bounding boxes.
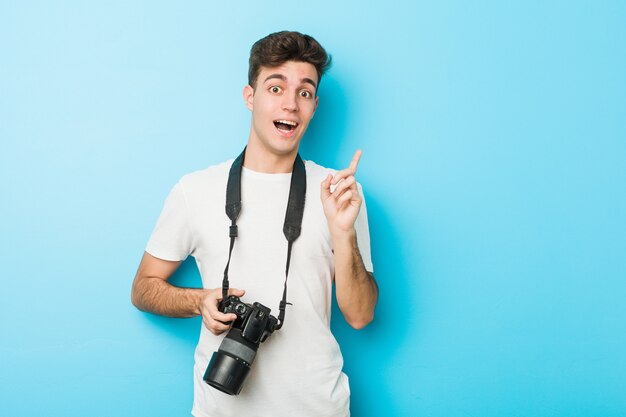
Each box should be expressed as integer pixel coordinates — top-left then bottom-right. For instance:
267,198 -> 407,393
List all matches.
145,181 -> 194,262
355,183 -> 374,273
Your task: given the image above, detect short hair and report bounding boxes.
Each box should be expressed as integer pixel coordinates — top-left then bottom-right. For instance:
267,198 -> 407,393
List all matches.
248,31 -> 332,90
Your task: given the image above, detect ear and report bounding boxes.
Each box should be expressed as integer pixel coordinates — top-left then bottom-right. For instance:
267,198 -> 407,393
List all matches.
243,85 -> 254,111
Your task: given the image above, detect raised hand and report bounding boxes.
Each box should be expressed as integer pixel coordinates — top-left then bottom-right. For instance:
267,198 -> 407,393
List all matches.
320,150 -> 363,235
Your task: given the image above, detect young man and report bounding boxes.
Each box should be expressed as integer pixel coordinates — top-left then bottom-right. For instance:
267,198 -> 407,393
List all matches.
131,31 -> 378,417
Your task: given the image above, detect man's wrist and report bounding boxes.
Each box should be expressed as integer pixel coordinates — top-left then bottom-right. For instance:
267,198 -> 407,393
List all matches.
191,289 -> 209,316
330,227 -> 356,246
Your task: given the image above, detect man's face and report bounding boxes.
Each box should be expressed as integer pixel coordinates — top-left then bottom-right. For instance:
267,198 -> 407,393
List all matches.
244,61 -> 319,158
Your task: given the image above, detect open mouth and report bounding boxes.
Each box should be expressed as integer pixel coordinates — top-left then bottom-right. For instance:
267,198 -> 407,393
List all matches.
273,119 -> 299,134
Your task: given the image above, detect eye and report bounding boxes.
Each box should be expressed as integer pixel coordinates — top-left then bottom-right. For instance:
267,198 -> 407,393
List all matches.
270,86 -> 282,94
299,90 -> 313,99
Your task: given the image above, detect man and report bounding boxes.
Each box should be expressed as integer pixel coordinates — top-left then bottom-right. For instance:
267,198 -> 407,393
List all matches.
131,31 -> 378,417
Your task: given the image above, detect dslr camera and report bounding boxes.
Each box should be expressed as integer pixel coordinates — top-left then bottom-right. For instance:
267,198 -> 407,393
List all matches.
203,295 -> 278,395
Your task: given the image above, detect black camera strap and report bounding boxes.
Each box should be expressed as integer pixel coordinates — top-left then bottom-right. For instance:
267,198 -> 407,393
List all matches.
222,147 -> 306,330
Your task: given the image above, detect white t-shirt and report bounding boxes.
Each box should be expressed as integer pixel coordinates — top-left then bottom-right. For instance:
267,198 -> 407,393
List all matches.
146,159 -> 373,417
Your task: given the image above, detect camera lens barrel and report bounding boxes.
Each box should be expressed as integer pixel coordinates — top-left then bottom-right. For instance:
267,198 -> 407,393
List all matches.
203,350 -> 251,395
203,327 -> 259,395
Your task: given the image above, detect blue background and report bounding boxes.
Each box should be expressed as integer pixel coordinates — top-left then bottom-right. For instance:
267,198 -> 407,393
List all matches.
2,1 -> 625,416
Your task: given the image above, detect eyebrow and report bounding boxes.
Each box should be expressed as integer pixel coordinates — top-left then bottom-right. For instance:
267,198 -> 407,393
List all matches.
263,73 -> 318,90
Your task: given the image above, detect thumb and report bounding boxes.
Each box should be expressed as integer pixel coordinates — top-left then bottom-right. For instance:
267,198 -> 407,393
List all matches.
320,173 -> 332,199
229,288 -> 246,297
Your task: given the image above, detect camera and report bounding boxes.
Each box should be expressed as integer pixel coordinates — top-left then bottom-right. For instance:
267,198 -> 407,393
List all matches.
203,295 -> 278,395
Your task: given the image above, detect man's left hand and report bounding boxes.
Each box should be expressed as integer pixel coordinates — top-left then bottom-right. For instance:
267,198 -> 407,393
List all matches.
321,150 -> 363,235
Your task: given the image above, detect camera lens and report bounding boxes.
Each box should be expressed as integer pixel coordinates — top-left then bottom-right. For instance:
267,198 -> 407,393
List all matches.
203,327 -> 258,395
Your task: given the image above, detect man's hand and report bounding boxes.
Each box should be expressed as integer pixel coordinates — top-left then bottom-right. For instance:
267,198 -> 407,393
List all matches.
321,150 -> 363,234
199,288 -> 246,335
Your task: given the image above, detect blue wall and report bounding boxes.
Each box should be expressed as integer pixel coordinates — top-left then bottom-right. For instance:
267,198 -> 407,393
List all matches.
2,1 -> 625,416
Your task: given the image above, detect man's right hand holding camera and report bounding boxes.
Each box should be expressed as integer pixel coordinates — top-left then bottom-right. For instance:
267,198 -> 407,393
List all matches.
199,288 -> 245,335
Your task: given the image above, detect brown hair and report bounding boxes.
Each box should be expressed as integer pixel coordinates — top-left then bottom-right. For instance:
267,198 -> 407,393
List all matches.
248,31 -> 332,91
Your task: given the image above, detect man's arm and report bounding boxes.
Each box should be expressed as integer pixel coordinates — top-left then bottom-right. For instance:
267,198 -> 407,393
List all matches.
131,251 -> 244,334
321,150 -> 379,329
331,230 -> 378,329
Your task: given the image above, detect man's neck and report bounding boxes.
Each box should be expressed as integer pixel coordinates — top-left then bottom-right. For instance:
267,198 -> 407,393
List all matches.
243,141 -> 298,174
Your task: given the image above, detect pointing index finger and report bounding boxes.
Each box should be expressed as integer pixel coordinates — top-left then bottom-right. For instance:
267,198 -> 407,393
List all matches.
331,150 -> 363,185
349,150 -> 363,174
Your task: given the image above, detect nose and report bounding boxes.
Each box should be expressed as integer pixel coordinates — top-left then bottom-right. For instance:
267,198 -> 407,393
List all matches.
281,92 -> 299,112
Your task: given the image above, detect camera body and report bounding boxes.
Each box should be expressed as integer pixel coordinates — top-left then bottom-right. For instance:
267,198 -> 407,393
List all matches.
203,296 -> 278,395
222,296 -> 278,344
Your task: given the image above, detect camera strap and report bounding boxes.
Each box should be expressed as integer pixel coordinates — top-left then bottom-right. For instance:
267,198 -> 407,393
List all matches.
222,147 -> 306,330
